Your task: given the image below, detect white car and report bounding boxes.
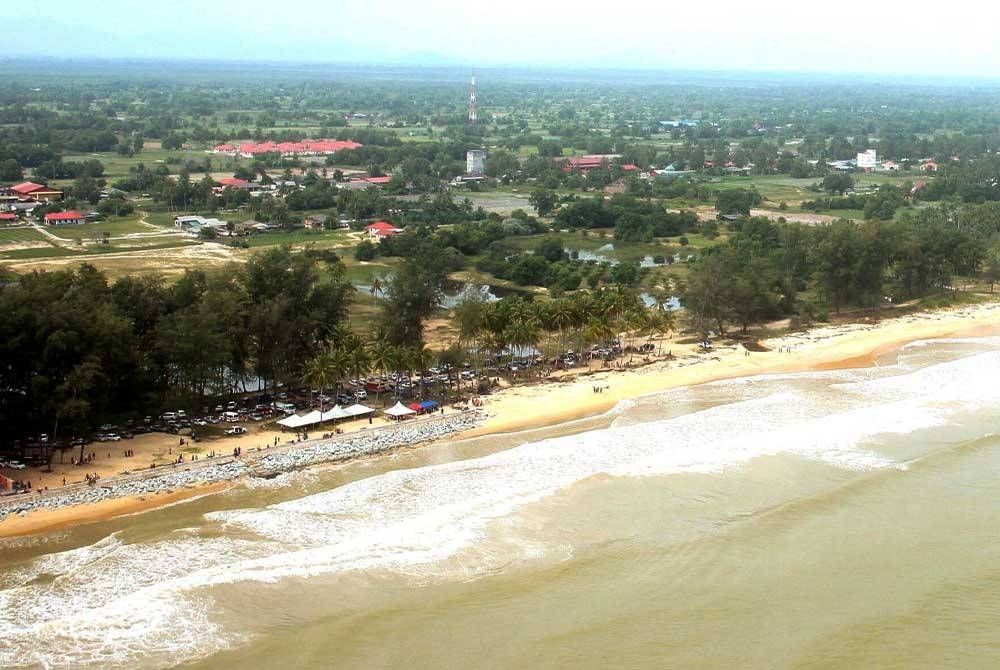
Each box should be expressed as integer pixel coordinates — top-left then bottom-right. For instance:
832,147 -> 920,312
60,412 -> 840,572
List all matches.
5,460 -> 26,470
106,433 -> 122,442
225,426 -> 248,436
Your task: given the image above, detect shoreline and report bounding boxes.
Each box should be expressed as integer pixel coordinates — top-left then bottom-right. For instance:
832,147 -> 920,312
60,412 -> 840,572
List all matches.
3,300 -> 1000,539
459,301 -> 1000,437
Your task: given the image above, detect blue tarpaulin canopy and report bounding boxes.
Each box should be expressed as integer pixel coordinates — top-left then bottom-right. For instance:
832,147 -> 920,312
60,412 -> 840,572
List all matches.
419,400 -> 439,410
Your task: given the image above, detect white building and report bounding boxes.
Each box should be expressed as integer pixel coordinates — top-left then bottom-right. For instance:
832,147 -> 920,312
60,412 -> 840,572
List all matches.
466,150 -> 486,175
857,149 -> 879,172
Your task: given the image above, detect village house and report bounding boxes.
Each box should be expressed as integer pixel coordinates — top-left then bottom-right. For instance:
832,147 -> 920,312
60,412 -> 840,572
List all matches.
44,211 -> 87,225
221,139 -> 364,159
174,215 -> 229,235
365,221 -> 403,239
11,182 -> 63,202
303,214 -> 329,230
0,212 -> 18,223
336,175 -> 392,191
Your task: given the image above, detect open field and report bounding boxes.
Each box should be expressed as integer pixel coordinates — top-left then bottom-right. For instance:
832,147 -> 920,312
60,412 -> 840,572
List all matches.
1,241 -> 244,279
43,217 -> 164,241
0,227 -> 52,246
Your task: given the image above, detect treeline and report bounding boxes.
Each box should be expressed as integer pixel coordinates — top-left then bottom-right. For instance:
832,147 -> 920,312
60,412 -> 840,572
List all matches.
553,194 -> 700,241
802,183 -> 910,219
0,248 -> 354,445
683,207 -> 996,336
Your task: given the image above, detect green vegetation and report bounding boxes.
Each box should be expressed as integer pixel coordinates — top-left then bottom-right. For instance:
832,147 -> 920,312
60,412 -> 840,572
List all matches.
5,62 -> 1000,445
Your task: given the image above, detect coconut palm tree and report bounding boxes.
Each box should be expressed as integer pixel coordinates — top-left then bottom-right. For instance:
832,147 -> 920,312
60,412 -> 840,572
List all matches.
348,344 -> 371,402
410,345 -> 436,399
548,298 -> 575,359
302,352 -> 337,412
327,347 -> 351,401
584,316 -> 614,370
368,341 -> 393,406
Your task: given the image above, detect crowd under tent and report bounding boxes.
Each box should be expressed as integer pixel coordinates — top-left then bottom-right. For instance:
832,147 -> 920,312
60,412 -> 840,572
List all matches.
277,406 -> 350,429
384,401 -> 416,419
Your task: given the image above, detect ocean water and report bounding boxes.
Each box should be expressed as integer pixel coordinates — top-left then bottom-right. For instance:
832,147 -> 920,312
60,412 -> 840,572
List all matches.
3,337 -> 1000,668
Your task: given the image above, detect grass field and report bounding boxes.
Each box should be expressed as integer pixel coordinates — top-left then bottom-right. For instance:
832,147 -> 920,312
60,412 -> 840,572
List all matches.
0,228 -> 52,245
45,217 -> 156,241
239,229 -> 353,249
0,246 -> 83,260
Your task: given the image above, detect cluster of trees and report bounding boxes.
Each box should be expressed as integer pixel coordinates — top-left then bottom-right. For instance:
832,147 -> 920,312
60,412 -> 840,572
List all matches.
0,248 -> 354,445
802,183 -> 910,220
452,289 -> 677,370
683,209 -> 992,336
553,194 -> 700,241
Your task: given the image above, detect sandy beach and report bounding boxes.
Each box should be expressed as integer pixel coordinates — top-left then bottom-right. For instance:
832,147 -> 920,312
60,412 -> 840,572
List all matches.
463,301 -> 1000,437
3,300 -> 1000,538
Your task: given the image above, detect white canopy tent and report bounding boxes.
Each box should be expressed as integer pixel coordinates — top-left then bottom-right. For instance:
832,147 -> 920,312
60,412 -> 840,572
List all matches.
277,406 -> 350,429
277,413 -> 313,429
345,403 -> 375,417
383,401 -> 416,419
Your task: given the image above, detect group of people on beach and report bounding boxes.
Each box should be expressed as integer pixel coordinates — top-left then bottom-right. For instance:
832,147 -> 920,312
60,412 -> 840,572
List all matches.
592,385 -> 609,394
72,452 -> 97,466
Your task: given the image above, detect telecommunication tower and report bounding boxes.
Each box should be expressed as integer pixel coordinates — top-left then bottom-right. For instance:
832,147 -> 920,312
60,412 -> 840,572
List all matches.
468,71 -> 477,124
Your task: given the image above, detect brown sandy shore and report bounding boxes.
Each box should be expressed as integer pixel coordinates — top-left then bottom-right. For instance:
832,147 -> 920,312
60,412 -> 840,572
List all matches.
3,300 -> 1000,539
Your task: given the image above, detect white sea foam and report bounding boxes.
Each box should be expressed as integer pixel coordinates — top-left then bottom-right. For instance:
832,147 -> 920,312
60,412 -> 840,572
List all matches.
6,345 -> 1000,669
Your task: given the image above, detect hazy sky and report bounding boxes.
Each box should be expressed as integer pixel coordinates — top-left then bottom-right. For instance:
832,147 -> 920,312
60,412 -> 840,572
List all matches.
8,0 -> 1000,77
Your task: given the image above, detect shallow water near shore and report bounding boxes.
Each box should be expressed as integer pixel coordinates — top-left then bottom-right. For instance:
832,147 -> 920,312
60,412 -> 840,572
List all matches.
4,337 -> 1000,669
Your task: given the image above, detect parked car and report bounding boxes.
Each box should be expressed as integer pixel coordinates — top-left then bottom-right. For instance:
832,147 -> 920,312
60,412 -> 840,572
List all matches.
224,426 -> 247,436
5,460 -> 26,470
106,433 -> 122,442
160,412 -> 177,422
193,419 -> 208,427
249,413 -> 263,421
353,390 -> 367,400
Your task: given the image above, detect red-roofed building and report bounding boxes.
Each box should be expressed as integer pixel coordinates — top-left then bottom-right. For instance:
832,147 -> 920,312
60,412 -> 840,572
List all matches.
235,139 -> 363,158
365,221 -> 403,238
0,212 -> 17,222
11,182 -> 63,201
44,211 -> 86,225
558,155 -> 625,173
218,178 -> 249,188
620,164 -> 638,172
920,160 -> 938,172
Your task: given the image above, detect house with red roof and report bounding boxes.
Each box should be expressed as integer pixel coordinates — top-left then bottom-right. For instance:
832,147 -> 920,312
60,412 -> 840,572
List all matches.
218,177 -> 249,188
235,139 -> 363,158
557,155 -> 632,174
0,212 -> 18,222
365,221 -> 403,238
44,211 -> 87,226
11,182 -> 63,202
920,160 -> 938,172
